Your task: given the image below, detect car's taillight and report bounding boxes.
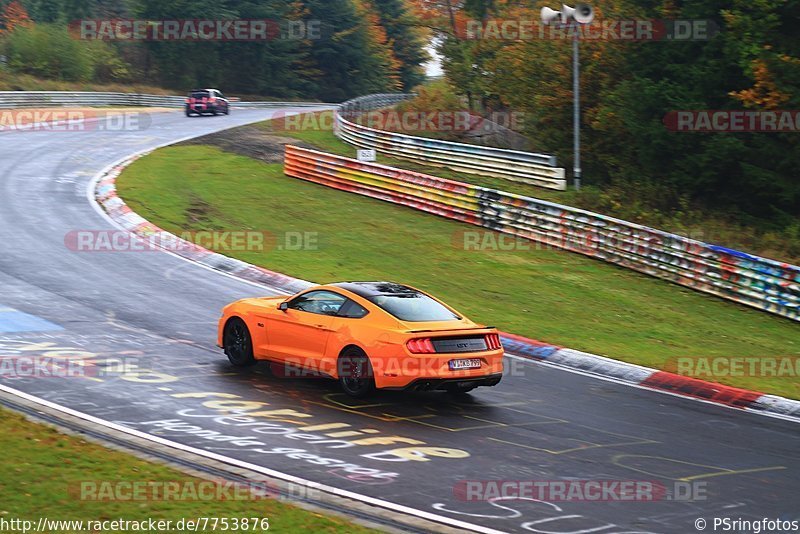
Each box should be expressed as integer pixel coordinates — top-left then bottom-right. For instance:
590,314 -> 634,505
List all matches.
187,98 -> 194,104
485,333 -> 502,350
407,338 -> 436,354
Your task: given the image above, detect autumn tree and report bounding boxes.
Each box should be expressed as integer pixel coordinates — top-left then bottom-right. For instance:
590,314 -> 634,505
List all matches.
372,0 -> 428,90
0,1 -> 32,36
431,0 -> 800,224
355,0 -> 404,91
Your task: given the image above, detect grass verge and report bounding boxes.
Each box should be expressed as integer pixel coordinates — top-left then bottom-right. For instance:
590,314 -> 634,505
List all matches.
117,143 -> 799,398
0,406 -> 374,533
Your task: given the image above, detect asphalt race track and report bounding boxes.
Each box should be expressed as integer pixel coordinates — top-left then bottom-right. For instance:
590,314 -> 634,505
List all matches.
0,108 -> 797,533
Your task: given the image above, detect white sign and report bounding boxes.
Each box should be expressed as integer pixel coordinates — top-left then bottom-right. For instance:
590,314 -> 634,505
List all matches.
356,149 -> 376,162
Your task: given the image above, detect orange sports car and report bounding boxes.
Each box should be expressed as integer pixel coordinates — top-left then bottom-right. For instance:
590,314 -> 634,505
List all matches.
217,282 -> 504,397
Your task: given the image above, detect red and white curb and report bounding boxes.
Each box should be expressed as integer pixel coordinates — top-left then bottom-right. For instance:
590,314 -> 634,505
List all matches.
91,150 -> 800,423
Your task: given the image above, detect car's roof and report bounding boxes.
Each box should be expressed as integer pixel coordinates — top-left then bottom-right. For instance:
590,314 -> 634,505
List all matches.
330,281 -> 420,299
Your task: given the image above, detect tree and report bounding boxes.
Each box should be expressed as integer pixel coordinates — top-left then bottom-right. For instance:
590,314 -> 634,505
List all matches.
22,0 -> 60,23
432,0 -> 800,224
356,0 -> 404,91
5,23 -> 94,81
301,0 -> 395,100
3,0 -> 429,102
372,0 -> 428,90
0,1 -> 32,35
60,0 -> 95,21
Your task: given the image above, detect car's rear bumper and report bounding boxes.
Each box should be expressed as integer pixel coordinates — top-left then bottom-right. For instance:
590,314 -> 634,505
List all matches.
186,105 -> 222,113
387,372 -> 503,392
372,350 -> 504,389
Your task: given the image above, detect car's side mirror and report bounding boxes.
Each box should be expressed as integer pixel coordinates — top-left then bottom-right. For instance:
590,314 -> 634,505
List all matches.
278,302 -> 289,311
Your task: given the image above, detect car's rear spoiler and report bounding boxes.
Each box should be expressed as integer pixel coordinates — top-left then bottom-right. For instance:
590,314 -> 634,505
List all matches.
405,326 -> 495,334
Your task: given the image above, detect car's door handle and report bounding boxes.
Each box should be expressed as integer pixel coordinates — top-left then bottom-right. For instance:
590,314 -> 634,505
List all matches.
314,324 -> 334,331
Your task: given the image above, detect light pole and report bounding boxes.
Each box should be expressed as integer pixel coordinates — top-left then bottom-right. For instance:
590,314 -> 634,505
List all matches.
541,4 -> 594,190
572,31 -> 581,190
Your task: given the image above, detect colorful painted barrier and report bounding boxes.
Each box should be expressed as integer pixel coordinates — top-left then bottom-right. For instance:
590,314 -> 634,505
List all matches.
284,144 -> 800,322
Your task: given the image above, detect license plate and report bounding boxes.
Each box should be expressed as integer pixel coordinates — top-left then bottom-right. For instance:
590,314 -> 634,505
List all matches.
449,358 -> 481,370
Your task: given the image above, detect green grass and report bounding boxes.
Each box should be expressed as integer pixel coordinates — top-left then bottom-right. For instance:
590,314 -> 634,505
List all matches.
0,407 -> 375,533
117,144 -> 800,399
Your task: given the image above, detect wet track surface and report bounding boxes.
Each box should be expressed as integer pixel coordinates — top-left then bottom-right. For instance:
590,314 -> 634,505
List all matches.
0,109 -> 798,533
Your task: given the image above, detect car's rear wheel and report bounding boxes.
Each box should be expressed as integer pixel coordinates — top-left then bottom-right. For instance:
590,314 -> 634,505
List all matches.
185,109 -> 193,117
338,348 -> 375,398
223,318 -> 255,367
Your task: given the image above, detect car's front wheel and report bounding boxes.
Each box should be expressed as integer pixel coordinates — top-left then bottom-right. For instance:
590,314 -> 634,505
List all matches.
338,348 -> 375,398
223,317 -> 255,367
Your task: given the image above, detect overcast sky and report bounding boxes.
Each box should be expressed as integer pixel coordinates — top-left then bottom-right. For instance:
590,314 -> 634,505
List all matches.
424,43 -> 444,77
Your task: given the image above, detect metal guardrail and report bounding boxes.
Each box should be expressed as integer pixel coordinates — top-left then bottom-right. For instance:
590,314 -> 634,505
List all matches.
338,93 -> 413,114
335,93 -> 567,190
284,144 -> 800,322
0,91 -> 331,109
235,101 -> 331,109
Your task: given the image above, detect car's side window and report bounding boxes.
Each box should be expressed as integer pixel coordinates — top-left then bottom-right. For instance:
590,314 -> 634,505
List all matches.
288,290 -> 347,316
337,299 -> 369,319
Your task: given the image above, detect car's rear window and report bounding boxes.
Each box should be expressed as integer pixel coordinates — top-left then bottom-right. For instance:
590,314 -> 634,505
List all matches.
367,292 -> 460,322
190,91 -> 210,99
